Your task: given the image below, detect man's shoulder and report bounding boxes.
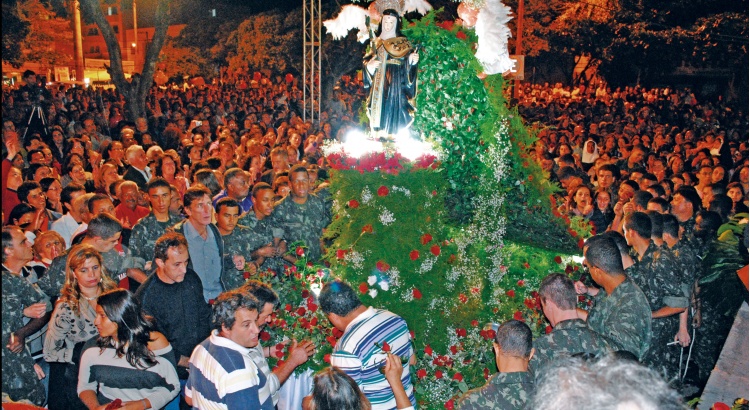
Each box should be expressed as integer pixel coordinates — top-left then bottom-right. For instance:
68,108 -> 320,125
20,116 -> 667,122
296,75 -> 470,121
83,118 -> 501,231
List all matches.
458,372 -> 533,410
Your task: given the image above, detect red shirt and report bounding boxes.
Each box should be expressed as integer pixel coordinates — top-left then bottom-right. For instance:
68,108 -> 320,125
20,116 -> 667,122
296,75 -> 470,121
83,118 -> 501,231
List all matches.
114,204 -> 149,228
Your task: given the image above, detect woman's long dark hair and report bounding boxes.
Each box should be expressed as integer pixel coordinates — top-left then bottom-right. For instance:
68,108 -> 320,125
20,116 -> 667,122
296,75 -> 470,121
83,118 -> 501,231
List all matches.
309,367 -> 371,410
97,289 -> 158,369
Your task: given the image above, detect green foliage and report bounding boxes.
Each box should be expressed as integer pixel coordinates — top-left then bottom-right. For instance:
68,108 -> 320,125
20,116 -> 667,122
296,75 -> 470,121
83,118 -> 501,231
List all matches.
225,10 -> 302,75
2,0 -> 31,67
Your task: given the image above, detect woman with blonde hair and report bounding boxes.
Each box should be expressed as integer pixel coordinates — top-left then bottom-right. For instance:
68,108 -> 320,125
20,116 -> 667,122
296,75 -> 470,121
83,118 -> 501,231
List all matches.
44,244 -> 118,410
94,162 -> 120,199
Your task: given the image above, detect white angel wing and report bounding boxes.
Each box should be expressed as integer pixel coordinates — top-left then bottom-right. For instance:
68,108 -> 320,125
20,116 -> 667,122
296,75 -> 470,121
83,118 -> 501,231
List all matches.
323,5 -> 370,43
475,0 -> 515,75
403,0 -> 433,15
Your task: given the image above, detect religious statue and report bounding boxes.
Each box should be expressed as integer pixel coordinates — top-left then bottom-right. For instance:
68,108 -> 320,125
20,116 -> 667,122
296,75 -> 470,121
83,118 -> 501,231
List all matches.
364,0 -> 420,137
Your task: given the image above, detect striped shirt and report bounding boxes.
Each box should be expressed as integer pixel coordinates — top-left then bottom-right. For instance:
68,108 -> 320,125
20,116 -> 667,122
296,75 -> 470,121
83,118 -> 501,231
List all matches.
248,344 -> 280,405
186,331 -> 274,410
331,307 -> 415,410
77,344 -> 180,409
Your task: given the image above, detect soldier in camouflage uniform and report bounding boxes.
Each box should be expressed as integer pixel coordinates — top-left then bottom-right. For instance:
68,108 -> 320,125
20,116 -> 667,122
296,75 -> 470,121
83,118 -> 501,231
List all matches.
457,320 -> 534,410
577,235 -> 652,361
129,178 -> 184,267
624,212 -> 686,381
2,227 -> 50,406
240,183 -> 290,276
530,274 -> 612,373
671,187 -> 701,254
269,165 -> 331,262
215,197 -> 254,290
37,214 -> 145,298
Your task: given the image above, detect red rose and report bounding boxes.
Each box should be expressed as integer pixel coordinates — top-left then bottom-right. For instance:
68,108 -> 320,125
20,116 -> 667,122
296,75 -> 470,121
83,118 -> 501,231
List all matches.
456,328 -> 467,337
323,354 -> 331,363
554,255 -> 563,264
565,265 -> 574,273
359,282 -> 368,294
301,290 -> 310,298
453,372 -> 463,382
376,260 -> 390,272
712,403 -> 731,410
307,302 -> 318,313
517,280 -> 525,287
545,325 -> 553,334
485,329 -> 496,340
424,345 -> 433,356
409,250 -> 420,260
524,298 -> 536,310
459,294 -> 468,303
296,307 -> 306,316
430,245 -> 441,256
416,369 -> 427,379
336,249 -> 347,259
523,262 -> 530,269
506,289 -> 515,297
276,350 -> 284,358
362,224 -> 374,233
456,31 -> 467,40
381,341 -> 391,352
471,319 -> 479,327
484,367 -> 490,379
435,370 -> 444,379
513,311 -> 524,321
333,328 -> 344,338
470,286 -> 480,294
431,190 -> 437,196
348,199 -> 360,208
243,271 -> 251,279
296,247 -> 305,256
260,331 -> 271,341
285,304 -> 292,312
578,238 -> 585,249
450,345 -> 458,355
327,336 -> 337,346
528,175 -> 534,181
413,288 -> 422,299
445,400 -> 455,410
421,233 -> 433,245
377,185 -> 389,196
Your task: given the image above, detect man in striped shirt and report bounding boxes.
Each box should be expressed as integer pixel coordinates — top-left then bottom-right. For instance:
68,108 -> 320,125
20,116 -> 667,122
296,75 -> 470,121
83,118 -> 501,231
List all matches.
185,290 -> 275,409
320,280 -> 416,410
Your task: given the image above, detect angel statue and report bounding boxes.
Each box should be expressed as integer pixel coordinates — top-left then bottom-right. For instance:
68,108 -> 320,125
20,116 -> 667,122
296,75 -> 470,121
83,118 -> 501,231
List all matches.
364,0 -> 419,138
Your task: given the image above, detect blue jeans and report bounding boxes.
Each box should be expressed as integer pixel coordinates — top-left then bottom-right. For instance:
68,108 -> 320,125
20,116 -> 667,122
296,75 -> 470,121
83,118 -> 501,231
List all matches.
165,378 -> 188,410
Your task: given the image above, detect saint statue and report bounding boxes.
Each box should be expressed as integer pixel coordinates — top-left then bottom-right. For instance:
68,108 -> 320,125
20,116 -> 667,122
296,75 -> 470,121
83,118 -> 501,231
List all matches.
364,0 -> 420,137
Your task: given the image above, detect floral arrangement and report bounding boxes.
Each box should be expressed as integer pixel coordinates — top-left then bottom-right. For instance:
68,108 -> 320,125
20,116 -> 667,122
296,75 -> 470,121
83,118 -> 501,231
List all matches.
321,150 -> 584,408
247,244 -> 338,374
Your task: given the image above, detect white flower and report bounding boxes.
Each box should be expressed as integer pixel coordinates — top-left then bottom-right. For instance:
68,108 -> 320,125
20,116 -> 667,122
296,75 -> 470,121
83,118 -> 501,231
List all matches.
368,289 -> 378,298
378,281 -> 389,291
367,275 -> 377,286
379,208 -> 395,225
361,187 -> 373,204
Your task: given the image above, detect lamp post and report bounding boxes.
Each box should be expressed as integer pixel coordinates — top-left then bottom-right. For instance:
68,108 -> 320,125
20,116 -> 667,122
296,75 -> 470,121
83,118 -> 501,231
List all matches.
133,0 -> 139,71
73,0 -> 84,80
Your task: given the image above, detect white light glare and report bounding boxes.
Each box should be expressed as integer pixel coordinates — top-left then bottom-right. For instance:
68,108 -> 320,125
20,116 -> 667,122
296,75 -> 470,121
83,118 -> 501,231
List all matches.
342,129 -> 382,158
310,283 -> 322,298
394,128 -> 436,161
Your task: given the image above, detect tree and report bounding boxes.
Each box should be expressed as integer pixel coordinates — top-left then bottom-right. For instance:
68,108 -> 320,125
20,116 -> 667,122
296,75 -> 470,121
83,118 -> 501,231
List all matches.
224,11 -> 302,75
18,0 -> 74,69
2,0 -> 31,67
78,0 -> 170,122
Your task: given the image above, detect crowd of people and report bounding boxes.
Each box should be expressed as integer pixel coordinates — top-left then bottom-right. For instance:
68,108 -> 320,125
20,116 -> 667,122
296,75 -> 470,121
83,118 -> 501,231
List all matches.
1,66 -> 748,410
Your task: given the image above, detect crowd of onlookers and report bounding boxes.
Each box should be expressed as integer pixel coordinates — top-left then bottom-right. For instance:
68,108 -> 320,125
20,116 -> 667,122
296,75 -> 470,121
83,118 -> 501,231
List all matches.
1,69 -> 748,410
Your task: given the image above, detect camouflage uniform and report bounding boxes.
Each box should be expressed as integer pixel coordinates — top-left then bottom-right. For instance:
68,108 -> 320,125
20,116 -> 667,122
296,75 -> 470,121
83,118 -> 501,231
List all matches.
530,318 -> 612,373
457,371 -> 534,410
269,193 -> 331,262
37,246 -> 144,299
221,224 -> 253,291
587,277 -> 652,361
240,211 -> 290,277
2,269 -> 50,406
637,242 -> 687,381
129,212 -> 184,264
